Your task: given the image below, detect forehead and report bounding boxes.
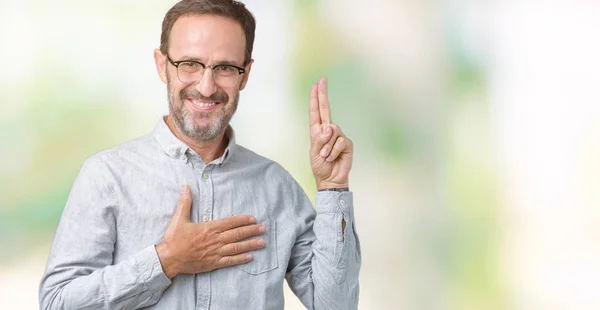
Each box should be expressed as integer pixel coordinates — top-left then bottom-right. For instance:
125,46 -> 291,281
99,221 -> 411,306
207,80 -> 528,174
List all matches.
169,14 -> 246,63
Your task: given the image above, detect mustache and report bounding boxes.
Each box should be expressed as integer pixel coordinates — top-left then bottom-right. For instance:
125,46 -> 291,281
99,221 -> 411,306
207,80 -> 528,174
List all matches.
180,87 -> 229,103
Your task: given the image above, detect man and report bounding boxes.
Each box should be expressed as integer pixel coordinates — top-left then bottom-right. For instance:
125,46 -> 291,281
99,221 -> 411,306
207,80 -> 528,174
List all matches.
39,1 -> 360,309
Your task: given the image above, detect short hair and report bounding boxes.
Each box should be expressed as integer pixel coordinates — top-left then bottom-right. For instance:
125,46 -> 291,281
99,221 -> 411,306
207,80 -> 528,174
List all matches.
160,0 -> 256,64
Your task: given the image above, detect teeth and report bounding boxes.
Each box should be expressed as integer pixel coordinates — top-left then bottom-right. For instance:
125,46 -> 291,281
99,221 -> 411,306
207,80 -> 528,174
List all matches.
193,101 -> 217,107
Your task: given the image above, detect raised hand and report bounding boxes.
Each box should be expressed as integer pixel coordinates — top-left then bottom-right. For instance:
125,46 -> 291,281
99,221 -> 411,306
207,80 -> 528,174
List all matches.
156,185 -> 266,279
309,77 -> 354,190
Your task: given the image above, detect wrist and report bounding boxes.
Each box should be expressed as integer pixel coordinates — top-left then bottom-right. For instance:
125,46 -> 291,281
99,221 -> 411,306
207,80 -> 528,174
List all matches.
155,242 -> 180,279
316,181 -> 349,191
318,187 -> 349,192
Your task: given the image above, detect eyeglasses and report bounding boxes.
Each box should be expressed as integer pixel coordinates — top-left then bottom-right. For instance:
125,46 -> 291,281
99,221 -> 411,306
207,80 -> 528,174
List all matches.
166,54 -> 246,87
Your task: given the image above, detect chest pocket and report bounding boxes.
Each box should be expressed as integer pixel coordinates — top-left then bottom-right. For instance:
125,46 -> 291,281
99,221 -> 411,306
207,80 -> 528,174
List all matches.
234,218 -> 278,275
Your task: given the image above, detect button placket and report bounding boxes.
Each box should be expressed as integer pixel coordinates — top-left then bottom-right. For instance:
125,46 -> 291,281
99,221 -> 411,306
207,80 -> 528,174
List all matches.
195,161 -> 213,309
337,194 -> 346,242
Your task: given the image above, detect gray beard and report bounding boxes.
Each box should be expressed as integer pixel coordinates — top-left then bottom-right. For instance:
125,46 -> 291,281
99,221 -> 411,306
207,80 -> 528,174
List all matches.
167,74 -> 238,143
175,100 -> 234,142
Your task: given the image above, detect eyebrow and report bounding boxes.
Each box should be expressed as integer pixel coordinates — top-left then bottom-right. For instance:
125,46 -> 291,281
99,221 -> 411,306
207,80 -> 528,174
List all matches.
215,60 -> 244,67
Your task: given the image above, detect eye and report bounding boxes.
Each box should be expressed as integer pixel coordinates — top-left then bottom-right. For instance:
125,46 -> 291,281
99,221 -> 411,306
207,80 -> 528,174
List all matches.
214,65 -> 237,73
179,62 -> 202,71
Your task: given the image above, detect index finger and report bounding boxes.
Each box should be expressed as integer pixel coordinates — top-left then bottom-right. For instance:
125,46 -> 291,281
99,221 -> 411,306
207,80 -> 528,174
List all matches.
317,77 -> 331,125
309,83 -> 321,127
209,215 -> 256,232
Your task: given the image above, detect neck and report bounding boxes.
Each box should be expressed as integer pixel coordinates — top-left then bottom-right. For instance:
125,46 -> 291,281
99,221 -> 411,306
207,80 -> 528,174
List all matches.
165,115 -> 228,163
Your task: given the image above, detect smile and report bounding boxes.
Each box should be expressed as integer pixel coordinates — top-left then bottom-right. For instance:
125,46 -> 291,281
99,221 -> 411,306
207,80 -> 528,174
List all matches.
186,98 -> 221,111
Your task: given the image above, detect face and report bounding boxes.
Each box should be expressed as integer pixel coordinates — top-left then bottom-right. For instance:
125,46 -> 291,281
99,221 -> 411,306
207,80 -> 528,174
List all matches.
154,14 -> 252,142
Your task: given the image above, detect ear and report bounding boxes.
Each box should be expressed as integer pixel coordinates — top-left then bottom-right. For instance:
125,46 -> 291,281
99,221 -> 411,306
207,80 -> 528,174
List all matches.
154,49 -> 168,84
239,59 -> 254,91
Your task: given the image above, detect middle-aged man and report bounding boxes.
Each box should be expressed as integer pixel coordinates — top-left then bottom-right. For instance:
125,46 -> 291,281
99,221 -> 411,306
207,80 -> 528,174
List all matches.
39,1 -> 360,309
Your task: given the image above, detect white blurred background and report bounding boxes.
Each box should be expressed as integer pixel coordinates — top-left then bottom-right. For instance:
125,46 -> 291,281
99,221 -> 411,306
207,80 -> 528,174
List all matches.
1,0 -> 600,309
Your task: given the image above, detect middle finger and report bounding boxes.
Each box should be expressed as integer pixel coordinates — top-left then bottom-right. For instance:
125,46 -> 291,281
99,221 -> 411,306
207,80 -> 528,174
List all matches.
217,224 -> 266,244
219,238 -> 265,256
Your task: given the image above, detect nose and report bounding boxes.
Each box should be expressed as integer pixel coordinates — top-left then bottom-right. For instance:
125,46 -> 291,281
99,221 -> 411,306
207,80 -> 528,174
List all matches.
196,68 -> 217,97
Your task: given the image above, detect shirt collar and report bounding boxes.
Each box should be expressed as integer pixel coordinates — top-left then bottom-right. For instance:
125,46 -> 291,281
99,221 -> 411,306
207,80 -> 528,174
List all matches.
152,116 -> 236,165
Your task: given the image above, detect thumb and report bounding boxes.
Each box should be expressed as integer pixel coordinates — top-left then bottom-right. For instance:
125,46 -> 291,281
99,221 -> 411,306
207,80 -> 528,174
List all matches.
171,185 -> 192,225
310,124 -> 332,158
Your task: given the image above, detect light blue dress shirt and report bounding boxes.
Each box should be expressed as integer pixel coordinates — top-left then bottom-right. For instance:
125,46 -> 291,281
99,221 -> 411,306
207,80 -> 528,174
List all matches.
39,118 -> 360,309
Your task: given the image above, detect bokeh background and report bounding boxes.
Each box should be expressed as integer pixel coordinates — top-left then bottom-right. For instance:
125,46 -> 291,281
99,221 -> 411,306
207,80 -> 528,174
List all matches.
1,0 -> 600,309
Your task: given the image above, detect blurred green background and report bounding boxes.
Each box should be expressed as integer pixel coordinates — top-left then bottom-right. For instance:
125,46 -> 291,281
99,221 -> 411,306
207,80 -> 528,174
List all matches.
2,1 -> 600,309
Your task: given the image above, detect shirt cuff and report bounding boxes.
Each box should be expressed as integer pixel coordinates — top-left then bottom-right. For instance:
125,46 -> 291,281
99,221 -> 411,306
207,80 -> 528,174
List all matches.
315,191 -> 354,214
135,245 -> 172,301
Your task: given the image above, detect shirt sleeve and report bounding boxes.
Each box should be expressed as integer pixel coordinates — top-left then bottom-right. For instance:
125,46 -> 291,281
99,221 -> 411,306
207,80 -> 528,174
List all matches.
284,178 -> 361,310
39,157 -> 171,310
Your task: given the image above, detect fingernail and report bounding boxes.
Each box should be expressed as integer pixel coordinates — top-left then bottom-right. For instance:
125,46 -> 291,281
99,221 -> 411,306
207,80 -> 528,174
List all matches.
246,254 -> 253,261
326,156 -> 334,162
248,216 -> 256,223
257,239 -> 265,246
180,185 -> 187,196
320,149 -> 328,157
258,225 -> 266,233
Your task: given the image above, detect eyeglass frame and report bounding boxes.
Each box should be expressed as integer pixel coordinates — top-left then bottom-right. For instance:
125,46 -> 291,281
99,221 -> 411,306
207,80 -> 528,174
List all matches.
165,54 -> 247,86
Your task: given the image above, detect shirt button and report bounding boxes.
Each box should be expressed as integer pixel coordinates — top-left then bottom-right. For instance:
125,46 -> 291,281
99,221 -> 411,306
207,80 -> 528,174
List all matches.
202,171 -> 209,179
338,236 -> 344,242
339,199 -> 346,206
202,215 -> 209,222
